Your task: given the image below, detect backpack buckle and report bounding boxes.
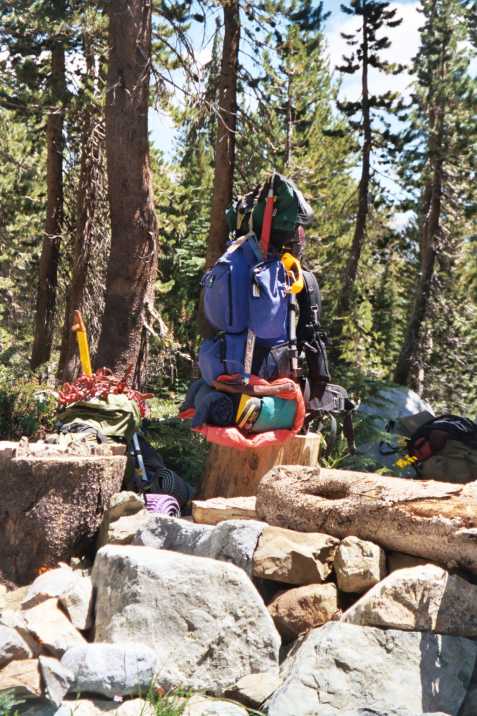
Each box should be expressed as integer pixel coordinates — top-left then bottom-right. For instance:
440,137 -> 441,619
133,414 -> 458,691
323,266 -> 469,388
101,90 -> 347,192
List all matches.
311,305 -> 320,325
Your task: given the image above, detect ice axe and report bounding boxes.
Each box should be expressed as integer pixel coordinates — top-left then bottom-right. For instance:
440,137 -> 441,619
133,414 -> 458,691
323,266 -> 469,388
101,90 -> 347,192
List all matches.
72,310 -> 92,376
260,170 -> 276,257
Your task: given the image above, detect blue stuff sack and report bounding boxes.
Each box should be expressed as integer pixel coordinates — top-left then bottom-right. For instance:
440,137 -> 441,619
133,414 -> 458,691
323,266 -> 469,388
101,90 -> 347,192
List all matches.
249,259 -> 289,341
198,332 -> 247,385
250,396 -> 297,433
201,235 -> 262,334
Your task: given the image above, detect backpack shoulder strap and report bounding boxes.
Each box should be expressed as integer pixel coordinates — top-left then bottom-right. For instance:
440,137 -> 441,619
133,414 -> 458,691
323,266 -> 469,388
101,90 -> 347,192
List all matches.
299,270 -> 321,327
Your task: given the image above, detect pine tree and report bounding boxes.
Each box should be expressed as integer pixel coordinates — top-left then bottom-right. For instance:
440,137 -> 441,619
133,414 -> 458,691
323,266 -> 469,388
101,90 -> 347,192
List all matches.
0,0 -> 78,369
94,0 -> 158,385
394,0 -> 477,388
206,0 -> 241,270
332,0 -> 404,359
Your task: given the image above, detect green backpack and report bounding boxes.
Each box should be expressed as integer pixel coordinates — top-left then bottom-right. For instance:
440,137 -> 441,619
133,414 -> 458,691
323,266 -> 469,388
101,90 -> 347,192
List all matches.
226,173 -> 314,239
57,393 -> 141,443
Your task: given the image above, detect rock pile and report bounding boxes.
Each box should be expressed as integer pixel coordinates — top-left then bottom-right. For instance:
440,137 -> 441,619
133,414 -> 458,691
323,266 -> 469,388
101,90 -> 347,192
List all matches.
2,477 -> 477,715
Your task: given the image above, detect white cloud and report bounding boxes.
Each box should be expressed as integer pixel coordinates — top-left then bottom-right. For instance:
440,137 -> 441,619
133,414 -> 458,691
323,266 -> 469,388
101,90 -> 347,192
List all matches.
327,1 -> 422,102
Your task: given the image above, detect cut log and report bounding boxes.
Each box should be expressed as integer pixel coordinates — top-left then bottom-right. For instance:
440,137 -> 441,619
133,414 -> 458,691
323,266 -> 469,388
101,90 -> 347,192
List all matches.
0,454 -> 127,585
192,496 -> 257,525
200,433 -> 320,499
256,466 -> 477,574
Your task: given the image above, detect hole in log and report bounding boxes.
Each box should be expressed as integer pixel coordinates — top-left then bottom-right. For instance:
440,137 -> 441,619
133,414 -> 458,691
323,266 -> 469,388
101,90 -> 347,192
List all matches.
307,479 -> 350,500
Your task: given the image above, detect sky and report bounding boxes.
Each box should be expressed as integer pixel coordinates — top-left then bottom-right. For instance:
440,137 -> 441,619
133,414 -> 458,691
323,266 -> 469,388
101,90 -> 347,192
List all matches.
149,0 -> 424,158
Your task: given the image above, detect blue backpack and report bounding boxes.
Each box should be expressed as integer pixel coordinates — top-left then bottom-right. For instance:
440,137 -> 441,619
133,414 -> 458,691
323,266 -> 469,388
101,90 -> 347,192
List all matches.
201,234 -> 289,341
201,235 -> 261,334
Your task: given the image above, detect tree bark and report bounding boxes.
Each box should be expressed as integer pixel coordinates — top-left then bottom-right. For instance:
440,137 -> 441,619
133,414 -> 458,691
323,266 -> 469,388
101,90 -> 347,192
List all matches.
57,117 -> 105,382
30,41 -> 65,369
334,12 -> 371,337
94,0 -> 157,385
200,433 -> 320,499
205,0 -> 240,270
256,466 -> 477,575
57,40 -> 105,383
394,10 -> 445,387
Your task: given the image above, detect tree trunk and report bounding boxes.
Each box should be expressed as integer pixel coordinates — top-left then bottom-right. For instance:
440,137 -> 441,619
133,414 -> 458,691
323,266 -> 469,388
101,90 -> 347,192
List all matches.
256,466 -> 477,575
30,41 -> 65,370
334,13 -> 371,335
57,117 -> 105,382
57,40 -> 105,383
285,74 -> 293,168
394,20 -> 445,387
205,0 -> 241,270
201,433 -> 320,499
94,0 -> 157,385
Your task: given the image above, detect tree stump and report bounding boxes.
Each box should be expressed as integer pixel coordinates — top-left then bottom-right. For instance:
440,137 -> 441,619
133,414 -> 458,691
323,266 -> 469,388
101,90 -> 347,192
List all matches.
200,433 -> 320,499
0,453 -> 127,585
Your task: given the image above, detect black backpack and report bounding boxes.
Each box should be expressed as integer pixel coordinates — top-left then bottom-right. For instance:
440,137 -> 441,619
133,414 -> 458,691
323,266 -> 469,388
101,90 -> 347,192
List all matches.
296,269 -> 355,452
297,269 -> 331,392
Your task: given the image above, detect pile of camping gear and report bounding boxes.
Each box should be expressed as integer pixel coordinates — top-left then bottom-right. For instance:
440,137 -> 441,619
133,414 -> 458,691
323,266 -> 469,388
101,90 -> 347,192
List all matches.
390,411 -> 477,484
180,172 -> 355,451
53,314 -> 193,516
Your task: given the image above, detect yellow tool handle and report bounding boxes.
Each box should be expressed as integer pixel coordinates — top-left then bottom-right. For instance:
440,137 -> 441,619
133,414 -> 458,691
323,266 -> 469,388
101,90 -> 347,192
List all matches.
72,310 -> 93,376
281,252 -> 304,294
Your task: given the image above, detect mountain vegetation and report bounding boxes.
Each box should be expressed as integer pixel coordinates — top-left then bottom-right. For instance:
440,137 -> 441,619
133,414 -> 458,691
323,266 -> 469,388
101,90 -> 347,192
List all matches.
0,0 -> 476,426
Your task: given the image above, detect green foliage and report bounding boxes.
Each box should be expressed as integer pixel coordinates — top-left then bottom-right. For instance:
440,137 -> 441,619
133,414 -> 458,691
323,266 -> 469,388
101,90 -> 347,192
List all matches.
145,397 -> 208,489
0,367 -> 57,439
147,690 -> 186,716
0,690 -> 24,716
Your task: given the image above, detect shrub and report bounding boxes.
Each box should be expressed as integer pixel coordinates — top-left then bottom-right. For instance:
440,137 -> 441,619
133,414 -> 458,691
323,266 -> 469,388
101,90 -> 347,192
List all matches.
0,366 -> 57,440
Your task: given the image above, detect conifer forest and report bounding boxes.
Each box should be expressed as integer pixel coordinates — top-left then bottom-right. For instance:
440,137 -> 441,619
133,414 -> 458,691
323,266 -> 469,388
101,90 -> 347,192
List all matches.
0,0 -> 476,450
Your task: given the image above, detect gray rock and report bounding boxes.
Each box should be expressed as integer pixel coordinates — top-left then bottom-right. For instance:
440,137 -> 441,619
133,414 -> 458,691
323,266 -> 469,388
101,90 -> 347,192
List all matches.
225,671 -> 281,709
102,510 -> 152,547
132,516 -> 266,576
205,520 -> 267,576
61,642 -> 157,698
107,491 -> 145,522
92,545 -> 280,694
340,711 -> 448,716
0,624 -> 32,666
252,525 -> 338,585
54,700 -> 118,715
132,515 -> 213,554
22,598 -> 86,657
334,536 -> 386,593
0,609 -> 41,656
266,622 -> 476,716
59,574 -> 94,631
22,567 -> 94,631
183,694 -> 248,715
343,564 -> 477,637
114,700 -> 156,716
22,567 -> 78,609
39,655 -> 74,707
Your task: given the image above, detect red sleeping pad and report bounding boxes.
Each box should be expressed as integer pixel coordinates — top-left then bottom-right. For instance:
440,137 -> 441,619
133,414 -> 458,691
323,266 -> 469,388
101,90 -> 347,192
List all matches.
179,375 -> 305,450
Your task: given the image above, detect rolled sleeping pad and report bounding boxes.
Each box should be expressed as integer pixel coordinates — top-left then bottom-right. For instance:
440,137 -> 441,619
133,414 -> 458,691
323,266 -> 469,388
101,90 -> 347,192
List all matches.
236,395 -> 296,433
252,396 -> 296,433
155,465 -> 194,507
144,493 -> 181,517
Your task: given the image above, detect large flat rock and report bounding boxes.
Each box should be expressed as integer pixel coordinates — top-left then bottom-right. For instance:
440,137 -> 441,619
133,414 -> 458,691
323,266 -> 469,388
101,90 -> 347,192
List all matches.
266,622 -> 477,716
343,564 -> 477,637
0,454 -> 126,584
92,545 -> 280,694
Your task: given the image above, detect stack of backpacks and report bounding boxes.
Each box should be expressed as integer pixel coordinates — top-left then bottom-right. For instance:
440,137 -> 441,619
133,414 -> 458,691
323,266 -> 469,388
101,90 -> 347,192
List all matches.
181,172 -> 353,445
